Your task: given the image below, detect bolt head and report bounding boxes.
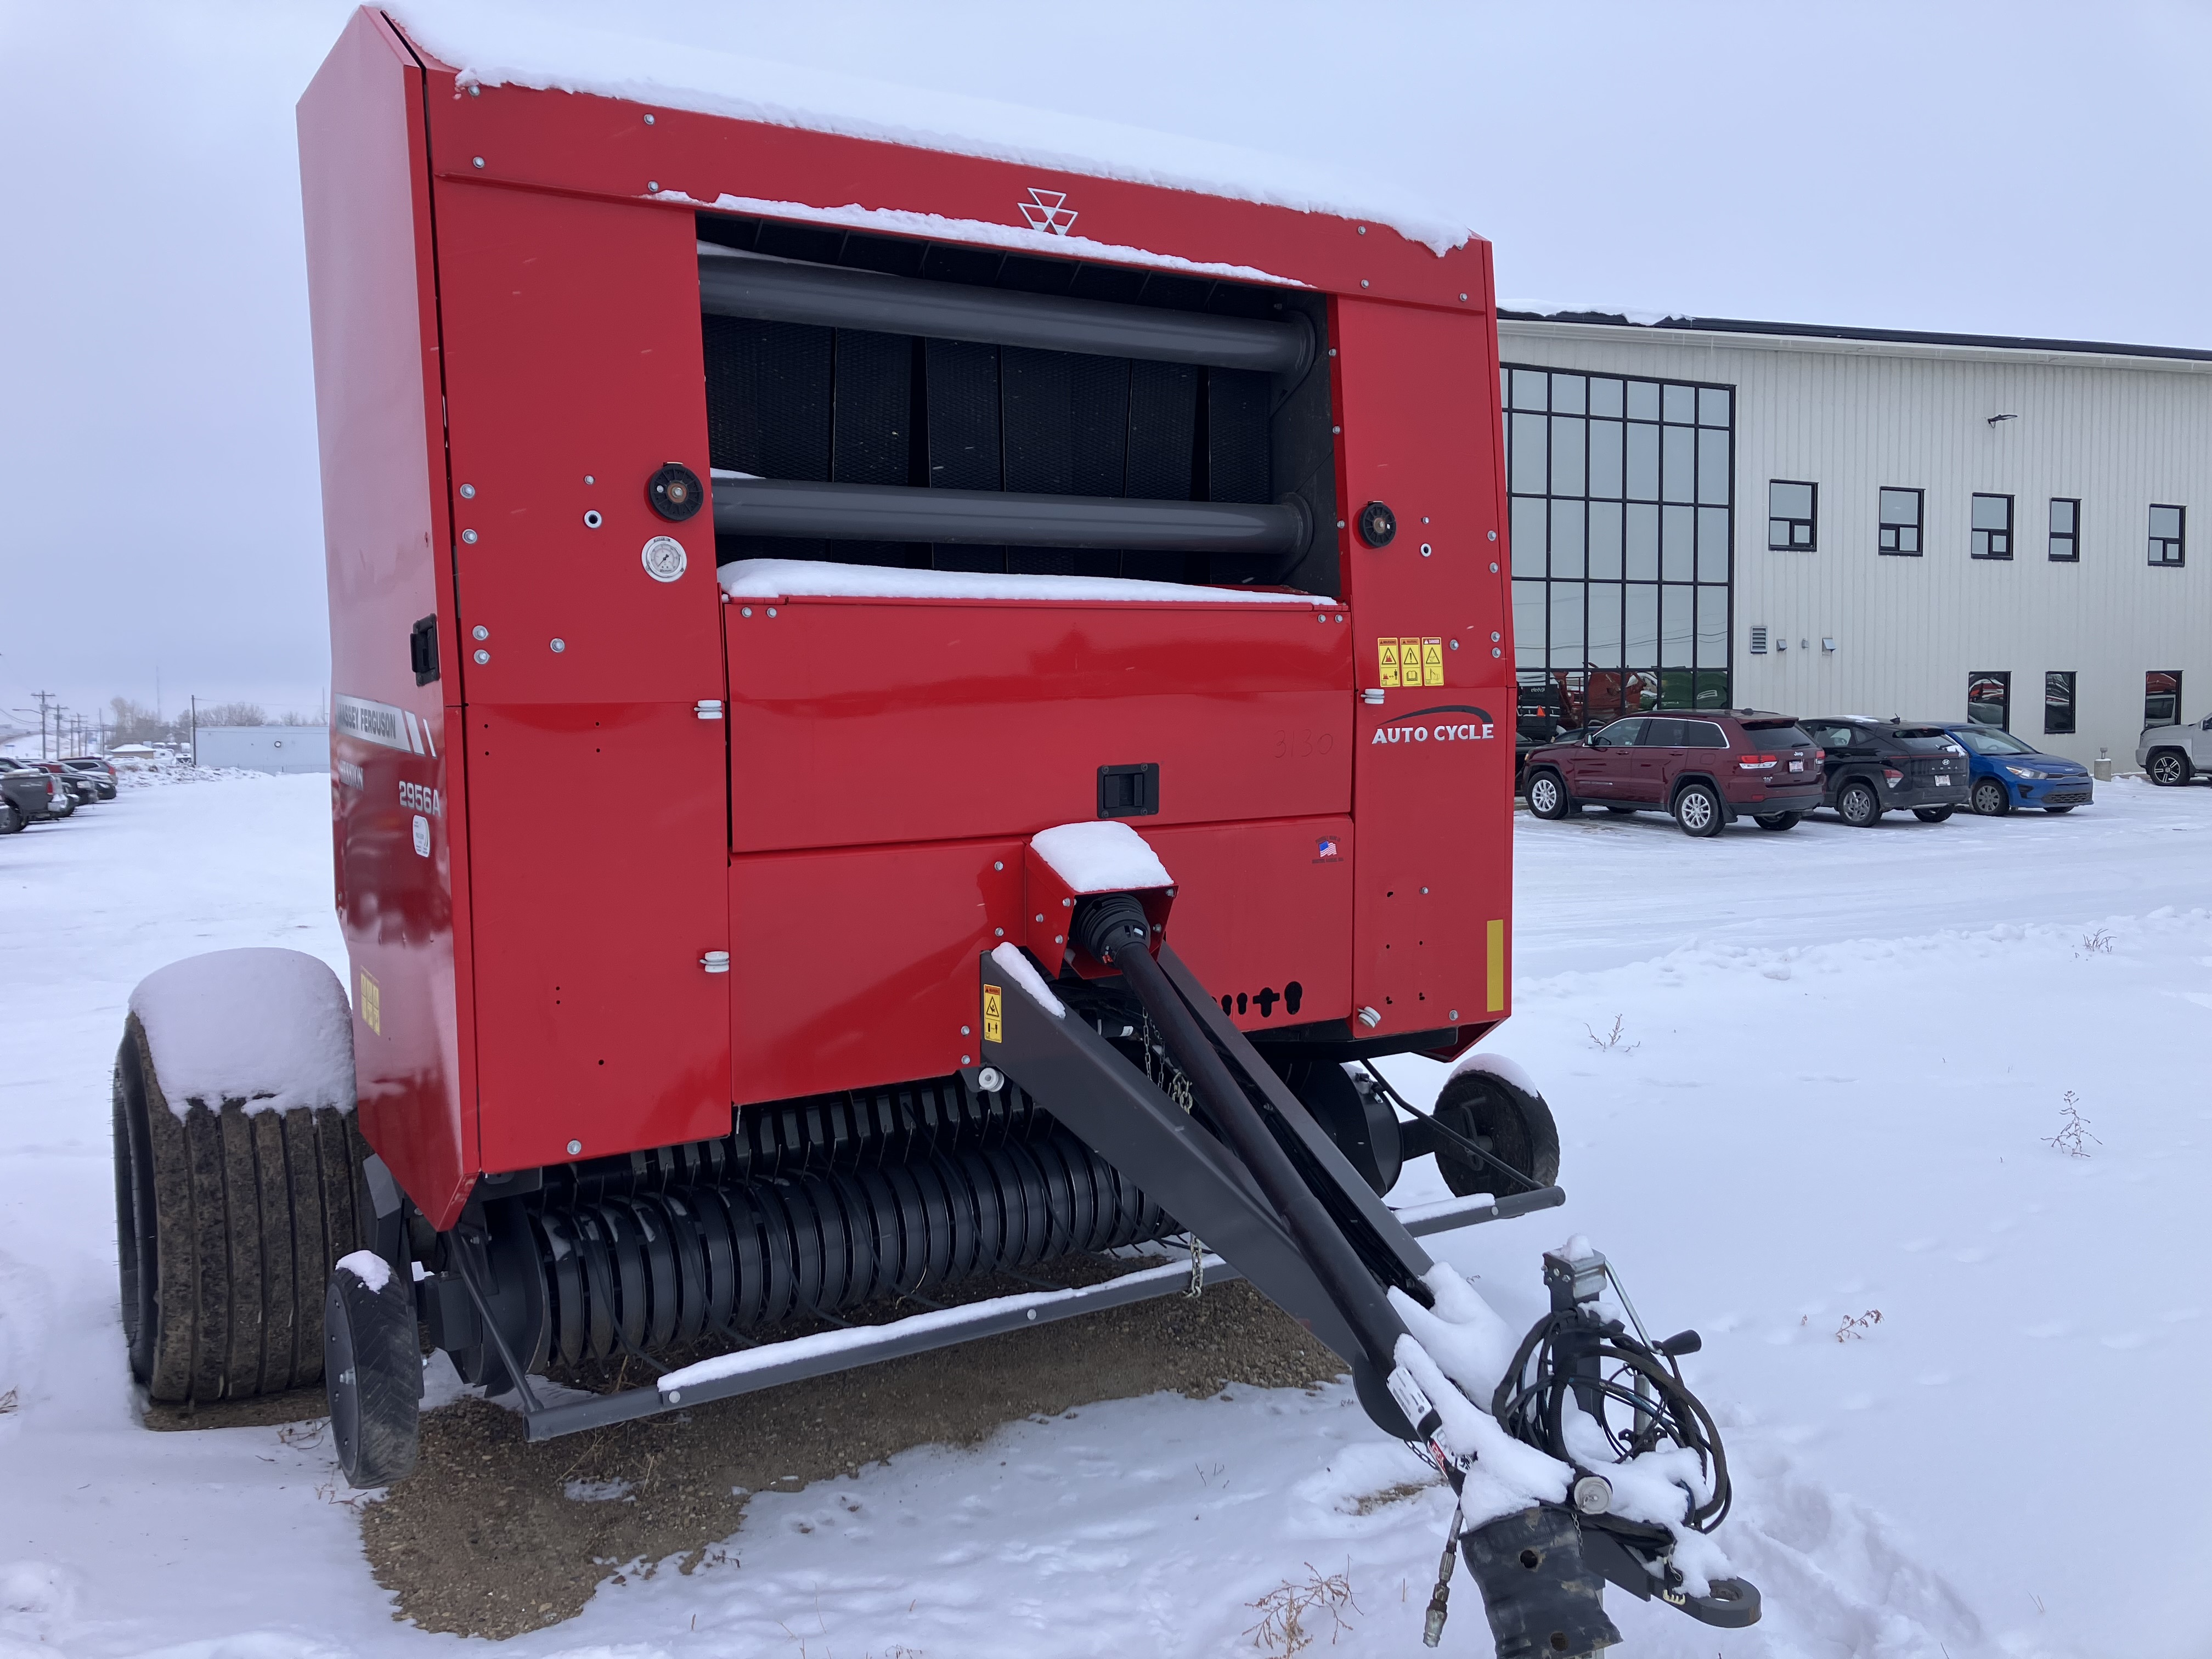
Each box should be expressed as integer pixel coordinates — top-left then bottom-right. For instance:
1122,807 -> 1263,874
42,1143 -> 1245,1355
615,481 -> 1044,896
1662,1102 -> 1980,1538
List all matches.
1359,279 -> 1369,289
566,1139 -> 582,1156
472,625 -> 488,641
550,638 -> 566,653
459,483 -> 476,499
473,649 -> 490,664
648,179 -> 660,191
472,156 -> 484,168
461,528 -> 477,544
644,113 -> 656,125
961,1025 -> 971,1036
993,861 -> 1003,871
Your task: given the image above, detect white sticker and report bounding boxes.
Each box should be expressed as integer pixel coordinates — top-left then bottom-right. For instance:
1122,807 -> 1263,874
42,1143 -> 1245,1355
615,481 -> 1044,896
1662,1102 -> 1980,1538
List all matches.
1386,1364 -> 1436,1431
411,814 -> 431,857
641,535 -> 689,583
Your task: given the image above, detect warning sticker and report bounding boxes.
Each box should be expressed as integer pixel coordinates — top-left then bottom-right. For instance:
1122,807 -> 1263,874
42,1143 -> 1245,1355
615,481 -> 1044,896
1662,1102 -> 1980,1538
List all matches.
1400,638 -> 1424,691
359,968 -> 382,1036
1421,637 -> 1444,687
1377,639 -> 1400,689
983,984 -> 1003,1045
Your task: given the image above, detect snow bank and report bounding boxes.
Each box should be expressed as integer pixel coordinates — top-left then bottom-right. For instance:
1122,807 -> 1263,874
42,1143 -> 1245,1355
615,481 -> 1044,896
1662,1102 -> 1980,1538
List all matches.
990,941 -> 1065,1019
390,4 -> 1474,256
126,949 -> 355,1120
717,557 -> 1333,607
1029,821 -> 1172,894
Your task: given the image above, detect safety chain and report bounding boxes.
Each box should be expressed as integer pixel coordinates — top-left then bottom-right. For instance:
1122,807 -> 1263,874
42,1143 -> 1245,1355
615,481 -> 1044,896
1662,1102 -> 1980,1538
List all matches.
1142,1013 -> 1206,1298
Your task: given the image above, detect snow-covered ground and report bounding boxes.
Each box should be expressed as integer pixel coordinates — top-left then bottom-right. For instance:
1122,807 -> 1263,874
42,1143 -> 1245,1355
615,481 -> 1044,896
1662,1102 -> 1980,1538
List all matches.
2,773 -> 2207,1658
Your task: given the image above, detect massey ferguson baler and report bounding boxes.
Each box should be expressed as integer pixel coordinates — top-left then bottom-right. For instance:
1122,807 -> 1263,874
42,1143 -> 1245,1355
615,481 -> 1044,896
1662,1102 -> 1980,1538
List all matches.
106,10 -> 1759,1652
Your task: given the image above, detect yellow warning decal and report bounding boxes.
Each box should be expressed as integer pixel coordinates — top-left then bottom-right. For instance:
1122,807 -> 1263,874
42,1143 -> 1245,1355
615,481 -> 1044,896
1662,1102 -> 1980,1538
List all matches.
1485,920 -> 1506,1013
1400,637 -> 1423,689
983,984 -> 1004,1045
359,968 -> 382,1036
1421,637 -> 1445,687
1377,638 -> 1400,689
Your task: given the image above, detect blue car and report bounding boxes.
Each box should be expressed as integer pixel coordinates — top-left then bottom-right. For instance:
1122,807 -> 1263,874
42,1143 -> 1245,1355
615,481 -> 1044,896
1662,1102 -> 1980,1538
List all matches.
1938,723 -> 2094,815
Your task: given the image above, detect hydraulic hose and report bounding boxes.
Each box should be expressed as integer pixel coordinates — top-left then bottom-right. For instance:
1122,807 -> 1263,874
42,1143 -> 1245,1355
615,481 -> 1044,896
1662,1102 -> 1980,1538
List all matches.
1073,895 -> 1410,1380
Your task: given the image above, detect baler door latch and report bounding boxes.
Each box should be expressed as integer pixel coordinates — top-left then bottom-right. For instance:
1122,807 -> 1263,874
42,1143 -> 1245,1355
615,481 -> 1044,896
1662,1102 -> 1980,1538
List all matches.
695,699 -> 724,720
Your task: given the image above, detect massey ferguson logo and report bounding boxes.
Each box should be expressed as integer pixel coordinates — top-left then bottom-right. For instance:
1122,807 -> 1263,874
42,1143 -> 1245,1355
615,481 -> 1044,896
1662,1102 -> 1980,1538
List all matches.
1372,703 -> 1497,746
1019,188 -> 1078,236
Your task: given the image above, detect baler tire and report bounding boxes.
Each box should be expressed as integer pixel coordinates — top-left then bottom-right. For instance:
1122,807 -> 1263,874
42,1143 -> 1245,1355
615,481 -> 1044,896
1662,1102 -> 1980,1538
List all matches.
1912,807 -> 1954,823
1431,1068 -> 1561,1199
112,1014 -> 363,1404
325,1256 -> 420,1487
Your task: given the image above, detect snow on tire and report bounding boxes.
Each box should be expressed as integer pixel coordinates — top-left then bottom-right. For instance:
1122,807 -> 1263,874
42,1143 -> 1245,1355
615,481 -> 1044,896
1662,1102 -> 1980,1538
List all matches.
112,949 -> 368,1404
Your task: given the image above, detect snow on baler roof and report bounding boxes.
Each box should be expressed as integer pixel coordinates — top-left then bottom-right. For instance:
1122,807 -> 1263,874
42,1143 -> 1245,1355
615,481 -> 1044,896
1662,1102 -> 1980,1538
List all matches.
386,3 -> 1477,258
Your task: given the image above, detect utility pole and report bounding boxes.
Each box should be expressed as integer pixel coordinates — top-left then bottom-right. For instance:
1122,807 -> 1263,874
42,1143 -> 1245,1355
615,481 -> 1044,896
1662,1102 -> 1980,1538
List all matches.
32,691 -> 54,760
190,695 -> 199,769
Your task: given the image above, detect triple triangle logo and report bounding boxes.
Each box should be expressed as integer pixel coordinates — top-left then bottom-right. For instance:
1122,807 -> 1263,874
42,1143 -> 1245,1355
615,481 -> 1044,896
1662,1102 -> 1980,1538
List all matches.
1018,187 -> 1078,236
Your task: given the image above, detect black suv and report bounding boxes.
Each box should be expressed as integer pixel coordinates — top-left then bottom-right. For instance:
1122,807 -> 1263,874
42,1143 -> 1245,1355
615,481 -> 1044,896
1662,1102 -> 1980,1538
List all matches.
1798,718 -> 1971,826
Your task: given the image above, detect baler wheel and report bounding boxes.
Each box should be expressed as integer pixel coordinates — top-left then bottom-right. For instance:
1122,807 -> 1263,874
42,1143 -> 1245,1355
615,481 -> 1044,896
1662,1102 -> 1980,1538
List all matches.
1430,1068 -> 1561,1199
325,1254 -> 421,1486
112,1014 -> 370,1404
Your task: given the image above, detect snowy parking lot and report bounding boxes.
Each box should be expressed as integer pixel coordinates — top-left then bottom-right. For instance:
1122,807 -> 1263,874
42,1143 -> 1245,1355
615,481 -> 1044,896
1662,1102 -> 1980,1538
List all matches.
1,771 -> 2207,1658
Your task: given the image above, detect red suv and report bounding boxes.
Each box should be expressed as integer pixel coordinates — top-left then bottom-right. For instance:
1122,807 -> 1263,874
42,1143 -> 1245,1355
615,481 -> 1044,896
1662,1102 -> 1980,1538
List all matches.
1521,710 -> 1825,837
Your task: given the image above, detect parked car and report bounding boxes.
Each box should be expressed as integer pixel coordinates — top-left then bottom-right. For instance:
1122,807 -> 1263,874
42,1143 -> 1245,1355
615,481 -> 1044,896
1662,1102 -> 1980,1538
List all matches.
1521,709 -> 1826,837
1797,718 -> 1972,826
62,757 -> 119,800
2138,714 -> 2212,786
18,760 -> 93,810
0,764 -> 70,831
1937,723 -> 2094,814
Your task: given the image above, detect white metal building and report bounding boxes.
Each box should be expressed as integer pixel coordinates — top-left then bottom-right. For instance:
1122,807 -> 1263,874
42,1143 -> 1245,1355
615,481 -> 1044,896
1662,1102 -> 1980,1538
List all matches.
192,725 -> 329,774
1494,312 -> 2211,768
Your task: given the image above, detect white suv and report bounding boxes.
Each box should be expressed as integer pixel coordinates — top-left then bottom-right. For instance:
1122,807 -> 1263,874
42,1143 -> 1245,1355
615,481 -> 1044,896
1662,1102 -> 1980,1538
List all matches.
2138,715 -> 2212,786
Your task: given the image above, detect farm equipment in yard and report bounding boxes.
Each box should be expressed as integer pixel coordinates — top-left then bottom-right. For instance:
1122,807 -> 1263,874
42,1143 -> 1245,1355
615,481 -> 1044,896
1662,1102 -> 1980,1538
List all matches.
106,9 -> 1758,1652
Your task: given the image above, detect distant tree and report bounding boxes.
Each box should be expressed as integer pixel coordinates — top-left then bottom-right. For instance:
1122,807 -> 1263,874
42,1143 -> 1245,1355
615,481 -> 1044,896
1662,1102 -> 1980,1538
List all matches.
279,708 -> 326,726
195,701 -> 268,728
109,697 -> 178,746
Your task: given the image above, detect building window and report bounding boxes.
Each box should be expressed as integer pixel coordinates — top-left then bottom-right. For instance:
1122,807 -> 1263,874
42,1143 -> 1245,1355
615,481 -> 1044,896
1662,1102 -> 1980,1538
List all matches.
1878,488 -> 1922,556
1501,366 -> 1735,732
1768,481 -> 1816,550
2049,498 -> 2079,561
2043,672 -> 2076,735
1971,493 -> 2013,560
2146,670 -> 2182,728
1968,672 -> 2011,729
2149,504 -> 2186,565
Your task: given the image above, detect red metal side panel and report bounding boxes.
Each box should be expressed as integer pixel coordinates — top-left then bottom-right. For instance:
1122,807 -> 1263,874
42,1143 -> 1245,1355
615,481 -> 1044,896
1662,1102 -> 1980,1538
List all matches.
1141,817 -> 1354,1031
725,597 -> 1352,852
433,184 -> 722,707
431,177 -> 733,1170
1332,296 -> 1514,1037
467,704 -> 731,1170
725,815 -> 1350,1105
729,839 -> 1024,1104
298,8 -> 478,1227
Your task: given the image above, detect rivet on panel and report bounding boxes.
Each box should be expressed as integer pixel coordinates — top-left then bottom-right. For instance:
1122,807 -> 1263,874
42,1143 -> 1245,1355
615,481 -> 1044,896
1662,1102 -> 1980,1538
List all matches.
467,85 -> 479,98
1359,279 -> 1369,289
473,649 -> 490,664
1449,639 -> 1459,650
472,625 -> 488,641
740,606 -> 753,617
961,1025 -> 972,1036
461,528 -> 477,544
648,179 -> 661,191
962,1055 -> 972,1066
1356,225 -> 1367,235
1492,647 -> 1503,658
644,113 -> 656,125
766,607 -> 777,617
1459,292 -> 1469,302
584,475 -> 595,486
993,860 -> 1003,871
459,483 -> 476,499
1488,529 -> 1498,540
472,156 -> 484,169
567,1139 -> 582,1156
550,639 -> 566,653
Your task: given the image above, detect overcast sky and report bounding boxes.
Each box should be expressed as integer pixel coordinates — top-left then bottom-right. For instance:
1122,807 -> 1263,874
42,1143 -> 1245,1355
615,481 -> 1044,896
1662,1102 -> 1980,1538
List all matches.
3,0 -> 2205,734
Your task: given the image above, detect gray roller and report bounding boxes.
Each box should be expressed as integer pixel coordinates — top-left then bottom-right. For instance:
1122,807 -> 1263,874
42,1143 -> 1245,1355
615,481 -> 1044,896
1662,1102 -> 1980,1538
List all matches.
712,475 -> 1310,556
698,251 -> 1313,377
